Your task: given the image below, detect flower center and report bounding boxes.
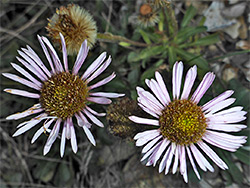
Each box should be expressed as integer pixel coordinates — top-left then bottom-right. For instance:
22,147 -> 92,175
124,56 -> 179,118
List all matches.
159,99 -> 207,145
40,72 -> 88,119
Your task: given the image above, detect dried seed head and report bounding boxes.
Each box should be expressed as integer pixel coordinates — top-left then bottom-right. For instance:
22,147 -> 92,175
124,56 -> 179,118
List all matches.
46,4 -> 97,55
138,4 -> 159,27
106,97 -> 148,139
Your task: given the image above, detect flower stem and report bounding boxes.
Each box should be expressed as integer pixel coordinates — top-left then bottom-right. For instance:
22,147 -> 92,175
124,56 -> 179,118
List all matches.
97,33 -> 149,47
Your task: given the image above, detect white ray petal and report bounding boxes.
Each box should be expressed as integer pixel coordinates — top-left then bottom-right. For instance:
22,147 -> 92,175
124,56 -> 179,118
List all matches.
31,119 -> 54,144
7,104 -> 42,120
13,114 -> 46,137
83,109 -> 104,127
181,65 -> 197,100
73,40 -> 88,75
83,126 -> 96,146
197,141 -> 228,170
45,119 -> 61,147
70,125 -> 78,153
172,61 -> 183,100
88,72 -> 116,90
191,72 -> 215,104
134,129 -> 160,140
155,71 -> 171,104
2,73 -> 40,90
186,146 -> 200,180
59,33 -> 68,72
129,116 -> 159,126
11,63 -> 42,87
81,52 -> 106,80
60,123 -> 66,158
202,90 -> 234,111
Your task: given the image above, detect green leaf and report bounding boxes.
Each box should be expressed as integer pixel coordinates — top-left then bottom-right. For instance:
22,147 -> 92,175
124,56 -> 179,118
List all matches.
54,163 -> 72,186
233,148 -> 250,165
128,68 -> 140,87
181,5 -> 197,28
185,34 -> 219,47
139,29 -> 152,44
218,150 -> 243,185
119,42 -> 131,47
228,79 -> 250,111
141,59 -> 164,82
175,48 -> 209,72
128,46 -> 165,62
208,50 -> 250,62
168,46 -> 177,67
175,26 -> 207,44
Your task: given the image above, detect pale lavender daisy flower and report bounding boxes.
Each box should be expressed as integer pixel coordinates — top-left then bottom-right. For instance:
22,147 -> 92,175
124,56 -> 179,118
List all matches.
129,61 -> 247,183
3,33 -> 124,157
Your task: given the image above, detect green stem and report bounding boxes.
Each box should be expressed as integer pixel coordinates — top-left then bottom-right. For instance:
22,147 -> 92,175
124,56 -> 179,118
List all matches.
97,33 -> 149,47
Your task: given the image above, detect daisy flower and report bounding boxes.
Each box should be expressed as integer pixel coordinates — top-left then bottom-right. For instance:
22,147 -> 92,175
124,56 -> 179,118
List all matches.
129,61 -> 247,182
3,33 -> 124,157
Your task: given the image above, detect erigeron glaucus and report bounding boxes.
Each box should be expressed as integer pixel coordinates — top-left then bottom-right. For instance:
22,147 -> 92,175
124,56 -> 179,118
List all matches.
3,33 -> 124,157
129,61 -> 247,183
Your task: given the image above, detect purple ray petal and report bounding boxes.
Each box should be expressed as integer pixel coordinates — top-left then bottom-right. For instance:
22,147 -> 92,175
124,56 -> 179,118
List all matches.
60,122 -> 66,157
86,56 -> 112,83
134,129 -> 160,140
6,104 -> 42,120
159,146 -> 171,173
190,143 -> 214,172
172,61 -> 184,100
129,116 -> 159,126
83,108 -> 104,127
24,46 -> 51,77
70,124 -> 77,153
4,88 -> 40,98
13,113 -> 46,137
72,40 -> 89,75
45,119 -> 61,147
181,65 -> 197,100
197,141 -> 228,170
18,50 -> 48,81
191,72 -> 215,104
207,123 -> 247,132
41,36 -> 63,73
2,73 -> 40,90
186,146 -> 200,180
31,119 -> 54,144
89,92 -> 125,98
155,71 -> 171,104
205,98 -> 236,115
59,33 -> 68,72
81,52 -> 106,80
11,63 -> 42,87
88,72 -> 116,90
83,126 -> 96,146
87,97 -> 112,104
37,35 -> 55,73
16,56 -> 46,81
202,90 -> 234,111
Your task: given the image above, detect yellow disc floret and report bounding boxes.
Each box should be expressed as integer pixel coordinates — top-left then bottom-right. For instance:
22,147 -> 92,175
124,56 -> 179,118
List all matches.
159,99 -> 207,145
40,72 -> 88,119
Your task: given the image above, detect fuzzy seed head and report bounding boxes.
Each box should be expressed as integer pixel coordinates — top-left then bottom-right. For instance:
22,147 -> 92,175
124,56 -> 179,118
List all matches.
159,99 -> 207,145
46,4 -> 97,55
138,4 -> 159,27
